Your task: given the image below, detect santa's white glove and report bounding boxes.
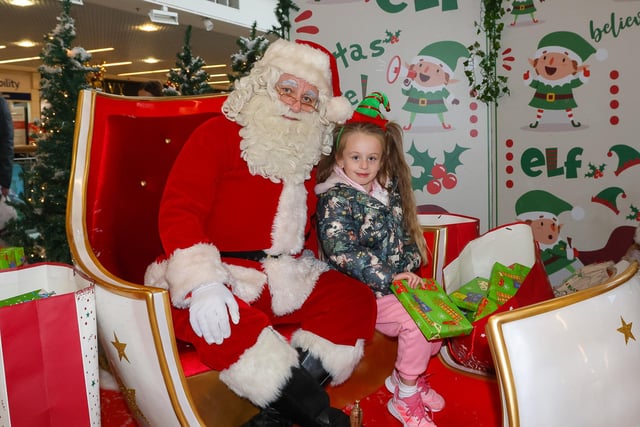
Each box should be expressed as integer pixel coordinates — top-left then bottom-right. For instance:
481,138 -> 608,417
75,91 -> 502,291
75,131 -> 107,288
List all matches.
189,283 -> 240,345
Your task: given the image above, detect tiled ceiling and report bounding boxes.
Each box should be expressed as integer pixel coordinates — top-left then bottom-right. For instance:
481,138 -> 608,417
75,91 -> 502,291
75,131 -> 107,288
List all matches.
0,0 -> 261,88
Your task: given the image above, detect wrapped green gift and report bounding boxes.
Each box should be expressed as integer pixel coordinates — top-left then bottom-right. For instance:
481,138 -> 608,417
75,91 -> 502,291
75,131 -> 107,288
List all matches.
487,262 -> 530,305
0,289 -> 55,308
450,276 -> 489,312
0,247 -> 26,269
391,278 -> 473,340
473,296 -> 500,321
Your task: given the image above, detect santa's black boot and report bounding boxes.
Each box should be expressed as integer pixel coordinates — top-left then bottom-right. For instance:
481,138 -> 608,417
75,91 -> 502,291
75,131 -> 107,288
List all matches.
241,365 -> 349,427
297,349 -> 331,386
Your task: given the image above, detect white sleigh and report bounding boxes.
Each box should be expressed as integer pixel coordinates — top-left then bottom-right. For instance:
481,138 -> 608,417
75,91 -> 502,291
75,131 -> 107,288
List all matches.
486,260 -> 640,427
66,90 -> 396,426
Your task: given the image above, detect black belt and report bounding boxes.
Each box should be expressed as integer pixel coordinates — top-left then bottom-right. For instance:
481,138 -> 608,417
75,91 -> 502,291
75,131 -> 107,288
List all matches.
220,250 -> 269,262
533,92 -> 574,102
407,97 -> 444,106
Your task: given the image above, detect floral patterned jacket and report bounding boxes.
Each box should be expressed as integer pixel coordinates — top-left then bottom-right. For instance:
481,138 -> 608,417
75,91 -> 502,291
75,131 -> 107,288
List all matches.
316,181 -> 422,297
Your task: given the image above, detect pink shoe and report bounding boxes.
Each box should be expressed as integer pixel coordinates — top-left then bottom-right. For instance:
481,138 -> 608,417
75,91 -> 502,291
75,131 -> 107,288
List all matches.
387,387 -> 437,427
385,370 -> 445,412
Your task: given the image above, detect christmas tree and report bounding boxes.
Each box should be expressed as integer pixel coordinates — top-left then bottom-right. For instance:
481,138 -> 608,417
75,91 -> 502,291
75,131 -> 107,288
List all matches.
268,0 -> 299,40
227,0 -> 299,86
227,21 -> 270,86
164,25 -> 213,96
4,0 -> 97,264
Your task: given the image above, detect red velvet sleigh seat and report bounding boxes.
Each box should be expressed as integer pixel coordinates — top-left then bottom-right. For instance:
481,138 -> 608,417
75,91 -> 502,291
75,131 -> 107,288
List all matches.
67,90 -> 395,426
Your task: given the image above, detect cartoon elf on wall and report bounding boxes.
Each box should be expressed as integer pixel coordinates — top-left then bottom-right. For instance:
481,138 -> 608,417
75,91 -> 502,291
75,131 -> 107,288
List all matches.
400,40 -> 469,131
516,190 -> 585,287
524,31 -> 606,129
509,0 -> 544,26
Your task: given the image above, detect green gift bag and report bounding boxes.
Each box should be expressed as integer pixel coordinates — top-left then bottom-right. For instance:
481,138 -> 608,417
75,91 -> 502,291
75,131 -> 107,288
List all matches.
391,278 -> 473,340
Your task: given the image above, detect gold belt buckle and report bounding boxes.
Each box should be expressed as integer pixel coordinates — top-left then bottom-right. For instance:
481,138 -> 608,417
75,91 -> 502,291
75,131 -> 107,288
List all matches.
419,98 -> 427,106
546,92 -> 556,102
519,5 -> 525,10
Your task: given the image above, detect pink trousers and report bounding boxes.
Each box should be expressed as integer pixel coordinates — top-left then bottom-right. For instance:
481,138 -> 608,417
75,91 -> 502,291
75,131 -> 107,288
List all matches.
376,294 -> 442,382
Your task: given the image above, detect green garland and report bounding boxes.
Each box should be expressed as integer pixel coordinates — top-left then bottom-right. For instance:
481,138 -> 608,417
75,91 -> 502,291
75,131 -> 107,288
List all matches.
464,0 -> 509,105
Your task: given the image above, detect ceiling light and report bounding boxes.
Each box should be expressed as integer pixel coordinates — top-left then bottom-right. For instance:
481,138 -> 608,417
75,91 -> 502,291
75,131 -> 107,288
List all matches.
137,23 -> 159,32
148,6 -> 178,26
10,0 -> 35,6
102,61 -> 132,67
203,18 -> 214,32
15,40 -> 37,48
143,57 -> 160,64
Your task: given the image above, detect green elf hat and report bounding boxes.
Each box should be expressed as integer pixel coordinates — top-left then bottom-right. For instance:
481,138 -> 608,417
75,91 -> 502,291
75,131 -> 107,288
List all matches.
412,40 -> 470,75
607,144 -> 640,176
535,31 -> 608,64
591,187 -> 626,215
516,189 -> 584,222
346,91 -> 391,129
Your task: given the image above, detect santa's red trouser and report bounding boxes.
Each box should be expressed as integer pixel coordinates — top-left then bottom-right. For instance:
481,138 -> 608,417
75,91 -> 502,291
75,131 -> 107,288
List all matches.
170,268 -> 377,372
375,294 -> 442,382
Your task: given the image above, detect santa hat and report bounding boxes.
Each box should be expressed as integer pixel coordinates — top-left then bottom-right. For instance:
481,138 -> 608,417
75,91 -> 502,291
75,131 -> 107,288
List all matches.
259,39 -> 352,123
346,91 -> 391,129
607,144 -> 640,176
591,187 -> 626,215
535,31 -> 607,64
516,190 -> 584,222
412,40 -> 470,75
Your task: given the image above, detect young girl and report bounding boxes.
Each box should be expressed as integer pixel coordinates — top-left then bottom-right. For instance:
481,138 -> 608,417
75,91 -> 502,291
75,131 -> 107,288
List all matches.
315,92 -> 444,427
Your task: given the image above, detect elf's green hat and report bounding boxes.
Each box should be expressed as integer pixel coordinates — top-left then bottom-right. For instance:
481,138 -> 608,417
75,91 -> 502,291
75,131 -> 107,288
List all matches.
607,144 -> 640,176
346,91 -> 391,129
591,187 -> 626,215
535,31 -> 607,64
516,190 -> 584,222
413,40 -> 470,75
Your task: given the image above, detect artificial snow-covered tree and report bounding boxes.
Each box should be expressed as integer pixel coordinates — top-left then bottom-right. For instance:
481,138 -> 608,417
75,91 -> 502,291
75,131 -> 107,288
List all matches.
227,0 -> 299,86
164,25 -> 213,96
227,21 -> 270,86
3,0 -> 98,264
268,0 -> 299,40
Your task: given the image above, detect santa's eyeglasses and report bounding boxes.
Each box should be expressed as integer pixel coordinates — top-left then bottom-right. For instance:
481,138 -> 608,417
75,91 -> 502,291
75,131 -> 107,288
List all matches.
276,84 -> 319,112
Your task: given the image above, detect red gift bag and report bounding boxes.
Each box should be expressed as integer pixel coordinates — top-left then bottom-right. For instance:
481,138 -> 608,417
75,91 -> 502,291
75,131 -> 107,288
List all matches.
418,213 -> 480,284
442,223 -> 555,373
0,263 -> 99,426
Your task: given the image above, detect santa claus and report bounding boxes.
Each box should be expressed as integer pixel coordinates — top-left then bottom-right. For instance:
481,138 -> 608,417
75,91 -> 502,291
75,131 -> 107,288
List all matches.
144,39 -> 376,427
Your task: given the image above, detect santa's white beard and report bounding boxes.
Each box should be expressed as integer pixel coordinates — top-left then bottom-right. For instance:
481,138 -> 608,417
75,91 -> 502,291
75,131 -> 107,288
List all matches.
237,94 -> 329,183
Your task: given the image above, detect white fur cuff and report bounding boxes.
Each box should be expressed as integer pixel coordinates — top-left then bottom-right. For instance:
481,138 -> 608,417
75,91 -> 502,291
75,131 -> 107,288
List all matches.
290,330 -> 364,386
165,243 -> 230,308
219,327 -> 298,407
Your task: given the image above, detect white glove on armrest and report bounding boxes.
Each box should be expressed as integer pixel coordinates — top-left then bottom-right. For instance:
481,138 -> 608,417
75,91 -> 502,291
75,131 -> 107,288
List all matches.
189,282 -> 240,345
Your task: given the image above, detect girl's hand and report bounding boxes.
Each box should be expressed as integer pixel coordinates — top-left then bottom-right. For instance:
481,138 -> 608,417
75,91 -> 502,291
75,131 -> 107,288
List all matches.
393,272 -> 423,288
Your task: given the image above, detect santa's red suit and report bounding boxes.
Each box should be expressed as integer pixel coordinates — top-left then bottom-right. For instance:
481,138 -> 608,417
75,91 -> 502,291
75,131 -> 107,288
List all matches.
144,111 -> 377,408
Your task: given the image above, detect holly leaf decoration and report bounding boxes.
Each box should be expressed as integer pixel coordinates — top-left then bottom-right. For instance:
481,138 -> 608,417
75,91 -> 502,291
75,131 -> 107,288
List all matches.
626,204 -> 639,221
382,29 -> 402,44
408,140 -> 437,191
443,144 -> 470,174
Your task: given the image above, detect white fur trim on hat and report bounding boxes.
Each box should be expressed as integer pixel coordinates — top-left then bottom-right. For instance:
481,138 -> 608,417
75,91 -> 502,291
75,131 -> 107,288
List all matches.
261,39 -> 332,97
326,96 -> 353,124
260,39 -> 352,124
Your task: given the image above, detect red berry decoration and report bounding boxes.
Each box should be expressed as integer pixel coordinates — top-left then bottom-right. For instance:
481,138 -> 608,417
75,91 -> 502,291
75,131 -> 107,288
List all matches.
426,179 -> 442,194
431,164 -> 447,179
442,173 -> 458,189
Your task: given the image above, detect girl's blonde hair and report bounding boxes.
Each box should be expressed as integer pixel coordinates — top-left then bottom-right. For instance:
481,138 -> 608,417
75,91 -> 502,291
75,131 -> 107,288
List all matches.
316,121 -> 428,265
